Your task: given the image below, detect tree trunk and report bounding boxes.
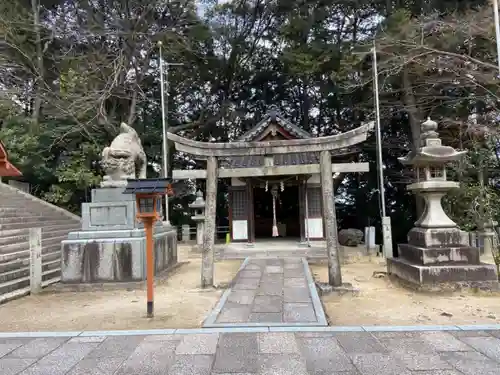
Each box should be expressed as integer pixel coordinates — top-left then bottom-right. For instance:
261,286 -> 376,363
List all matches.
402,67 -> 424,218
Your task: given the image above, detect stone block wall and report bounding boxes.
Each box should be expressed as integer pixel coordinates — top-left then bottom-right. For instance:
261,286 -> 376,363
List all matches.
61,227 -> 177,283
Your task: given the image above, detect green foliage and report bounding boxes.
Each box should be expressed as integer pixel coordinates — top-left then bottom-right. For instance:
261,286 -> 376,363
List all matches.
0,117 -> 52,181
0,115 -> 102,214
444,138 -> 500,231
443,183 -> 496,231
42,144 -> 101,213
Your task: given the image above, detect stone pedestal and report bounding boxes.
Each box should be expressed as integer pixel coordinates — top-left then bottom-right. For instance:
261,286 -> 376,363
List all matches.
478,220 -> 498,257
61,187 -> 177,283
189,190 -> 206,252
388,213 -> 498,291
181,225 -> 190,243
193,217 -> 204,247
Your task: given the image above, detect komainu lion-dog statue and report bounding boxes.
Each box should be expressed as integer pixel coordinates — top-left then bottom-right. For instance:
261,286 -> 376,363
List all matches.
100,122 -> 147,187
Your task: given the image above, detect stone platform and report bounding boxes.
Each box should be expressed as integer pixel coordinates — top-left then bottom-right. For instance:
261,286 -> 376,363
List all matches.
387,224 -> 499,292
387,257 -> 498,292
203,257 -> 327,327
388,234 -> 498,292
60,187 -> 178,283
61,226 -> 177,283
215,240 -> 378,263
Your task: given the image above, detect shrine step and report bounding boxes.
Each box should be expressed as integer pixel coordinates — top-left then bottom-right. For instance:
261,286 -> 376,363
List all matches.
387,256 -> 499,291
398,243 -> 480,266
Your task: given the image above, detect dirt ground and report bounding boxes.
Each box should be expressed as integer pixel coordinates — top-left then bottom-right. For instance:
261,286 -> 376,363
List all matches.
0,258 -> 242,332
310,256 -> 500,326
1,248 -> 499,332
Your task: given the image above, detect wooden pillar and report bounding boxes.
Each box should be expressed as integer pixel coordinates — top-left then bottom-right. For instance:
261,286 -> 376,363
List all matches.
228,187 -> 233,241
299,182 -> 305,242
202,156 -> 218,288
319,150 -> 342,286
247,179 -> 255,243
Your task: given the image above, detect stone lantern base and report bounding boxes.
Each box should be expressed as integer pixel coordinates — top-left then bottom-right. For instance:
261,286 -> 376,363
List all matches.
388,227 -> 499,292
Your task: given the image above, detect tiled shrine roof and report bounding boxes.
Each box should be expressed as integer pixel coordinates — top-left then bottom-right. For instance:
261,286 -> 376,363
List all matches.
223,152 -> 319,169
221,146 -> 361,169
236,105 -> 312,142
222,105 -> 321,168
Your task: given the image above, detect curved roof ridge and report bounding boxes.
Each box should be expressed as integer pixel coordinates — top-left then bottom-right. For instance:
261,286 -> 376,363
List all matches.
237,105 -> 312,141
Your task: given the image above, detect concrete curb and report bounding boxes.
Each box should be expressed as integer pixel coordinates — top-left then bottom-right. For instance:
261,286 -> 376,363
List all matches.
302,257 -> 328,326
1,324 -> 499,338
202,257 -> 251,327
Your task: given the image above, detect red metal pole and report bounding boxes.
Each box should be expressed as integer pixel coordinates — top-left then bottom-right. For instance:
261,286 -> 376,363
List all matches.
145,218 -> 155,317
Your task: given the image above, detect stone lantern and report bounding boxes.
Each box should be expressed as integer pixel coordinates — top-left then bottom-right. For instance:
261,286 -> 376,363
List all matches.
387,118 -> 498,290
189,190 -> 206,248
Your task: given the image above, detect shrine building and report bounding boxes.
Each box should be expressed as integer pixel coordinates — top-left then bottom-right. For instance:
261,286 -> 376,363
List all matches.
171,106 -> 372,245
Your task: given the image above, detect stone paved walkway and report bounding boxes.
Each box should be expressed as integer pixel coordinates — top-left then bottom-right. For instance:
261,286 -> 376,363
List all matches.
203,257 -> 327,327
0,329 -> 499,374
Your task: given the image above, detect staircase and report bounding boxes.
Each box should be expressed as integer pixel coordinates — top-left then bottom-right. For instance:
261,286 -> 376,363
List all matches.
0,182 -> 81,303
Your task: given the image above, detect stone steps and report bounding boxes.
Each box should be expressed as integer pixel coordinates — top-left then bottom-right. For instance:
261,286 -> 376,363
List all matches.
0,219 -> 78,231
0,183 -> 80,221
0,216 -> 71,224
0,258 -> 59,283
0,224 -> 80,239
0,250 -> 60,274
0,267 -> 61,301
0,209 -> 47,219
0,276 -> 60,304
0,207 -> 75,221
0,241 -> 64,263
388,256 -> 499,290
0,232 -> 68,248
0,182 -> 81,302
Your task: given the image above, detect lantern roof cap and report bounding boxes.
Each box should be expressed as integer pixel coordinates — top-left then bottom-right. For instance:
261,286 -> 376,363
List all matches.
189,189 -> 205,208
123,178 -> 171,195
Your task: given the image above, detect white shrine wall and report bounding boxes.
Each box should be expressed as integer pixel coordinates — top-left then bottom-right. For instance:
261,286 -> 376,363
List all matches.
230,177 -> 246,186
232,220 -> 248,240
307,173 -> 321,184
305,218 -> 323,239
229,174 -> 325,240
305,173 -> 323,239
230,178 -> 248,240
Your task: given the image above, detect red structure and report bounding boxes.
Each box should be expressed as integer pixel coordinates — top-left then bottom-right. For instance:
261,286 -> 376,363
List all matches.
0,141 -> 22,177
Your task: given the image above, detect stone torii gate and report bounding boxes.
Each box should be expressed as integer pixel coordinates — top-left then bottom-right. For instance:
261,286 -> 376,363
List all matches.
167,122 -> 374,288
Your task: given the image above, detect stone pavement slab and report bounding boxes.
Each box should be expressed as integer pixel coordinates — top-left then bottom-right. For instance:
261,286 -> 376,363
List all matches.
0,329 -> 498,374
203,257 -> 327,327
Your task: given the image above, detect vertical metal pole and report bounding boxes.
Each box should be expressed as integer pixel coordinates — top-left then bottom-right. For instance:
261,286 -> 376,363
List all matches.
373,43 -> 385,219
145,219 -> 155,317
159,43 -> 168,180
158,42 -> 170,226
373,42 -> 393,258
493,0 -> 500,75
